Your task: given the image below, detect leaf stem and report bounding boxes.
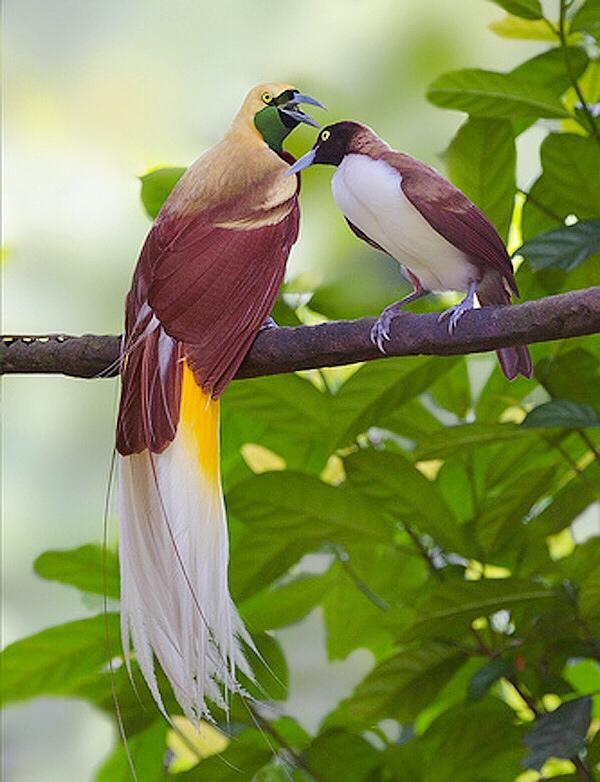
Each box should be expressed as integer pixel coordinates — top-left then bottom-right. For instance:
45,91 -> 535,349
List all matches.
248,705 -> 325,782
333,545 -> 390,611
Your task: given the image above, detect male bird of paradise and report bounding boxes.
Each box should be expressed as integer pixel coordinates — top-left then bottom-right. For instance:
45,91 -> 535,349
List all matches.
289,121 -> 532,380
116,83 -> 323,720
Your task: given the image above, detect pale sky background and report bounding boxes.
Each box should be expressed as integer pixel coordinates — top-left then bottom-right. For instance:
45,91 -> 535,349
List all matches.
2,2 -> 545,780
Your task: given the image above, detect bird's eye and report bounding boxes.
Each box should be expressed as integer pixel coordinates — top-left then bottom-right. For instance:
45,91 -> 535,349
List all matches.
320,130 -> 331,141
261,92 -> 273,104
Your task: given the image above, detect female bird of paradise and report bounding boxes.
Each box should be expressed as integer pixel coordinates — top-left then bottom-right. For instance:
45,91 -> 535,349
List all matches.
289,121 -> 532,380
116,84 -> 324,721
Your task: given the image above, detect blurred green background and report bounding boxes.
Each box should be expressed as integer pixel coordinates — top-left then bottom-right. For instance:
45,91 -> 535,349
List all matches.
2,1 -> 548,779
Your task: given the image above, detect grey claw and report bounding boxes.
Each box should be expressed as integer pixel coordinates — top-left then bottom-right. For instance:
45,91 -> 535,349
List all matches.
370,317 -> 392,354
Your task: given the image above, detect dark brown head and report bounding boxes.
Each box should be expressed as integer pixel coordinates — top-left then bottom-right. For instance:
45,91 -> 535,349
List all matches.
286,121 -> 379,175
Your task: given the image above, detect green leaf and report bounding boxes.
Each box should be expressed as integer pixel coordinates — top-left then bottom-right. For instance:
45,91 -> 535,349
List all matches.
529,463 -> 600,538
322,560 -> 400,661
0,613 -> 119,705
222,373 -> 331,476
579,566 -> 600,621
34,544 -> 119,599
415,423 -> 533,460
523,697 -> 592,770
571,1 -> 600,37
95,720 -> 167,782
522,400 -> 600,429
176,730 -> 271,781
535,347 -> 600,407
241,631 -> 288,701
522,134 -> 600,241
228,472 -> 394,601
427,68 -> 571,119
511,47 -> 589,92
444,118 -> 516,240
302,730 -> 380,782
402,579 -> 555,642
427,358 -> 472,418
476,466 -> 557,554
325,642 -> 468,729
467,658 -> 514,700
422,699 -> 524,782
488,0 -> 543,19
344,449 -> 467,554
240,571 -> 332,633
490,14 -> 559,40
330,356 -> 459,449
518,219 -> 600,272
139,166 -> 185,219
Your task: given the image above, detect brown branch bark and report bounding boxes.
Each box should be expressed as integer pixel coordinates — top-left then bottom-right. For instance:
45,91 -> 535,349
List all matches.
1,287 -> 599,380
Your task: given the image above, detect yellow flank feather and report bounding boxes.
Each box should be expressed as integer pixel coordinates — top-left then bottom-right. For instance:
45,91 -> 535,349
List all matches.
180,362 -> 220,486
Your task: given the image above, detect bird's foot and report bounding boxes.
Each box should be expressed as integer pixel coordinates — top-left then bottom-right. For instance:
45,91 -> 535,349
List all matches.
259,316 -> 278,332
370,303 -> 404,353
438,281 -> 477,335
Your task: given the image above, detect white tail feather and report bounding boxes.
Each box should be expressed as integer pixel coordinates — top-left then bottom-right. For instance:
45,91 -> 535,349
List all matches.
118,374 -> 252,721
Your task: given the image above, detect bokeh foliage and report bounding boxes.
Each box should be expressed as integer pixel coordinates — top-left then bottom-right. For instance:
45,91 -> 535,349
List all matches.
2,0 -> 600,779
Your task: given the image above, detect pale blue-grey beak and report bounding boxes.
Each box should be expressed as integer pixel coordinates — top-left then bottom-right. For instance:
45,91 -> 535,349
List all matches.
285,148 -> 317,177
279,92 -> 326,129
288,93 -> 327,110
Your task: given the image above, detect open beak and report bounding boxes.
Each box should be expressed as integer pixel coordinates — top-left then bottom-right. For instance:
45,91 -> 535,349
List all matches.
279,92 -> 326,129
285,148 -> 317,176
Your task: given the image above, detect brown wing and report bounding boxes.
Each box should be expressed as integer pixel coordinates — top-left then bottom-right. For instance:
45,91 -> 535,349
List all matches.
381,150 -> 519,296
117,182 -> 299,456
345,218 -> 387,253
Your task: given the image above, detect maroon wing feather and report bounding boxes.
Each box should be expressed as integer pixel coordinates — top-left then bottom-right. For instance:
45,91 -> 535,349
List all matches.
117,177 -> 300,456
381,151 -> 519,296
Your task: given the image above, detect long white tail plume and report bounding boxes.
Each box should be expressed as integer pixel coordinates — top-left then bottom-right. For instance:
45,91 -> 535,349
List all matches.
118,365 -> 252,721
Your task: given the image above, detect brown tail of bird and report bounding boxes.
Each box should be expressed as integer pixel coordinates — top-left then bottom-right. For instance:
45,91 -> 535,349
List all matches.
497,344 -> 532,380
478,276 -> 533,381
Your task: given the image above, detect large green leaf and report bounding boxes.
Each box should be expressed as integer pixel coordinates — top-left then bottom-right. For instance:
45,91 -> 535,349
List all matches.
444,118 -> 516,240
522,134 -> 600,240
223,373 -> 331,475
228,471 -> 394,600
240,571 -> 332,633
95,720 -> 168,782
421,699 -> 524,782
402,578 -> 555,641
329,356 -> 459,449
488,0 -> 543,19
535,347 -> 600,407
571,1 -> 600,37
476,466 -> 557,554
527,461 -> 600,538
579,567 -> 600,621
523,697 -> 592,770
34,544 -> 119,599
427,68 -> 571,119
522,400 -> 600,429
344,449 -> 467,554
322,559 -> 411,661
518,219 -> 600,272
0,613 -> 119,705
325,642 -> 468,729
510,47 -> 589,92
415,422 -> 534,460
177,730 -> 272,781
489,14 -> 560,40
302,730 -> 380,782
139,166 -> 185,219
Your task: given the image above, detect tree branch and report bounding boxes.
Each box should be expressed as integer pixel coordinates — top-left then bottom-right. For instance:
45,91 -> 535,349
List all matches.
2,287 -> 599,380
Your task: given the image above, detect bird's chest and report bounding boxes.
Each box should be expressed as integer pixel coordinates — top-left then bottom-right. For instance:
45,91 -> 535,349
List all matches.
331,155 -> 476,292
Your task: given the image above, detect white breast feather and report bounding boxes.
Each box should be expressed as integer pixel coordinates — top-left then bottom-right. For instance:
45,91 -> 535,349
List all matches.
332,154 -> 477,292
